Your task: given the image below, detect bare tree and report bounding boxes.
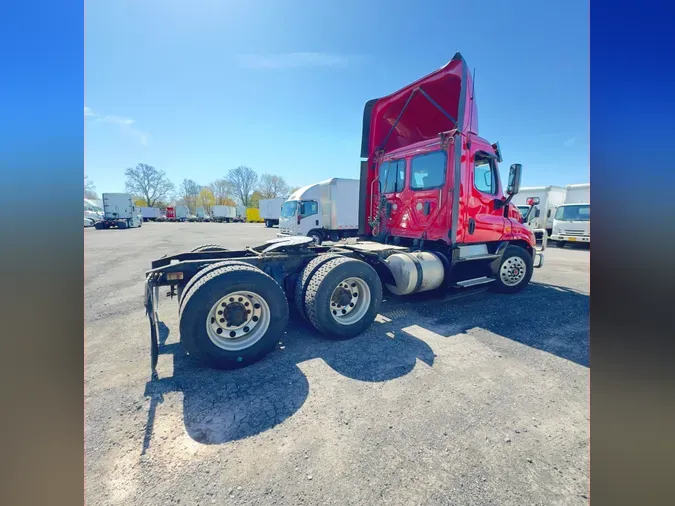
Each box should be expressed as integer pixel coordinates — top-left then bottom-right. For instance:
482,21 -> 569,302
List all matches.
179,179 -> 201,212
124,163 -> 175,207
209,178 -> 232,205
226,166 -> 258,206
258,173 -> 290,199
84,175 -> 98,199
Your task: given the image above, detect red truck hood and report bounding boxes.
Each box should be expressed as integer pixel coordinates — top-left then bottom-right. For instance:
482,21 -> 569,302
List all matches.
361,52 -> 477,158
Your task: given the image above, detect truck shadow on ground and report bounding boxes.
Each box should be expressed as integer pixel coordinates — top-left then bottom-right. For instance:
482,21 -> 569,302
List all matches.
142,281 -> 588,451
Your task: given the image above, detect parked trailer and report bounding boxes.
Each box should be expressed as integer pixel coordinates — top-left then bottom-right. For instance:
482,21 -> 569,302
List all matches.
144,52 -> 546,372
277,179 -> 359,245
246,208 -> 264,223
511,186 -> 566,236
140,207 -> 161,222
175,205 -> 189,222
96,193 -> 142,230
551,183 -> 590,247
212,205 -> 237,223
259,198 -> 285,228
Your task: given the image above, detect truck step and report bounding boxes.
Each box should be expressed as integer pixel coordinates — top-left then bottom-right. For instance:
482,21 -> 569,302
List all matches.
454,276 -> 496,288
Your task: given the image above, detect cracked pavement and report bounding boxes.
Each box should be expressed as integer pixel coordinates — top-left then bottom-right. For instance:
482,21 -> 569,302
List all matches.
85,223 -> 589,505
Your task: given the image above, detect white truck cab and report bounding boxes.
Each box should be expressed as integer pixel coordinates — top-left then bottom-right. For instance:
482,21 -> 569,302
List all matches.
551,183 -> 590,246
278,178 -> 359,244
84,198 -> 104,227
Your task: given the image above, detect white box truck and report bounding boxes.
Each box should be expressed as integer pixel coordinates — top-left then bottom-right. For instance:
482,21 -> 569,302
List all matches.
511,186 -> 566,236
84,198 -> 104,227
140,207 -> 161,222
96,193 -> 142,229
259,198 -> 285,228
278,178 -> 359,244
551,183 -> 590,247
212,205 -> 237,223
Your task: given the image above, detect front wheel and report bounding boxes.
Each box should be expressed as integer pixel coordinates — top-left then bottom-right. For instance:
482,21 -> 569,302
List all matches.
303,257 -> 382,339
308,231 -> 323,246
491,245 -> 533,294
179,264 -> 289,369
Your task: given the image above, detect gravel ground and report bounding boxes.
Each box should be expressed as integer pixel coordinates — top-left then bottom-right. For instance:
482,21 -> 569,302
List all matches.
85,222 -> 589,505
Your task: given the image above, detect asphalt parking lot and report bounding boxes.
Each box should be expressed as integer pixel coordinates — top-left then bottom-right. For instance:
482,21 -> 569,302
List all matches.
85,222 -> 589,506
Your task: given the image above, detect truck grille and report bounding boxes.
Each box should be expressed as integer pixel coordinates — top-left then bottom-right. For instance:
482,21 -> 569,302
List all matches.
563,229 -> 587,236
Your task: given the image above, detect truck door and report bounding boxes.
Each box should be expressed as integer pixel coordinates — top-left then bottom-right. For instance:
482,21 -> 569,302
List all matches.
462,147 -> 506,244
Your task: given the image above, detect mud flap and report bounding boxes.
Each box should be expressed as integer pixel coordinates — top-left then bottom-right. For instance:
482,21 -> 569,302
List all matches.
145,276 -> 160,370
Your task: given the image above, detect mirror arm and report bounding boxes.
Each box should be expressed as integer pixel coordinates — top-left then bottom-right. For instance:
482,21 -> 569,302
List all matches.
502,193 -> 515,217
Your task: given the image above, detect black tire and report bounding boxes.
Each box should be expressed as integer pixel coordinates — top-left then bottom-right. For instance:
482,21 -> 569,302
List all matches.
94,222 -> 104,230
118,220 -> 128,230
491,245 -> 533,294
264,219 -> 271,228
179,260 -> 254,313
294,253 -> 344,321
304,257 -> 382,339
308,230 -> 323,246
190,244 -> 229,252
179,264 -> 289,369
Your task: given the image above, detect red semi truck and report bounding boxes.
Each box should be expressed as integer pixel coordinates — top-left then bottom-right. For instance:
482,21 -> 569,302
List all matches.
144,52 -> 546,370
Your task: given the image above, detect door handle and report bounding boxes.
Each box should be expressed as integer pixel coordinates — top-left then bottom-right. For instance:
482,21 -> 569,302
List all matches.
468,218 -> 475,234
316,219 -> 319,226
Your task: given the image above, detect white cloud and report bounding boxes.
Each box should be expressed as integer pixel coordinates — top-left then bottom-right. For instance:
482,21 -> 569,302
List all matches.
84,106 -> 149,146
238,52 -> 359,69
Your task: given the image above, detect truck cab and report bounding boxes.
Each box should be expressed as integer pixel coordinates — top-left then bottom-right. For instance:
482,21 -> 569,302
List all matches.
360,52 -> 543,271
551,183 -> 590,246
279,185 -> 321,240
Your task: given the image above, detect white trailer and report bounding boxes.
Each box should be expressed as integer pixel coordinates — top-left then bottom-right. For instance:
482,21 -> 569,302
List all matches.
511,185 -> 566,236
236,205 -> 247,222
176,205 -> 190,222
96,193 -> 142,230
212,205 -> 237,223
259,198 -> 285,228
551,183 -> 590,247
278,178 -> 359,244
140,207 -> 161,222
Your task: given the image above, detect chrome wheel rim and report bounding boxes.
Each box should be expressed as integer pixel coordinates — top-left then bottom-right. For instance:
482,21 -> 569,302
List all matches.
329,277 -> 371,325
500,256 -> 527,286
206,291 -> 270,351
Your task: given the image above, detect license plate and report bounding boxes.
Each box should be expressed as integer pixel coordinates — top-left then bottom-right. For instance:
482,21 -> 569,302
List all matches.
568,237 -> 577,242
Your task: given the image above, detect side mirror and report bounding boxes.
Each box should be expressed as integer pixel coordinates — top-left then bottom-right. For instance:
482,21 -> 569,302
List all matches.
534,208 -> 541,218
507,164 -> 522,195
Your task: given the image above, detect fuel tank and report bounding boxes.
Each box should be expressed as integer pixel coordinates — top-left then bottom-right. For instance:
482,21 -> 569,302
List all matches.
383,251 -> 445,295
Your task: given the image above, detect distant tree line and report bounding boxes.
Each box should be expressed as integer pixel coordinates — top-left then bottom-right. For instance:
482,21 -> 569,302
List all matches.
85,164 -> 301,214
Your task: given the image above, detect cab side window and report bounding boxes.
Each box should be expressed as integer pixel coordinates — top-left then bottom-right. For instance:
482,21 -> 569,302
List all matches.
410,151 -> 447,190
473,154 -> 497,195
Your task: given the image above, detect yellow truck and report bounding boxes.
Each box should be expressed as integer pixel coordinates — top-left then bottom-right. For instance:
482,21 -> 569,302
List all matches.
246,208 -> 264,223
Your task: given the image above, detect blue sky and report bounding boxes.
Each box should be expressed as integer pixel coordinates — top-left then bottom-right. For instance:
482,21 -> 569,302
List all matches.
85,0 -> 588,194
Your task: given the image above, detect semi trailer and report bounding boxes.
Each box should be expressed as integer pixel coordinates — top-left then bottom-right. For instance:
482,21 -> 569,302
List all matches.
144,52 -> 546,371
140,207 -> 161,222
96,193 -> 142,229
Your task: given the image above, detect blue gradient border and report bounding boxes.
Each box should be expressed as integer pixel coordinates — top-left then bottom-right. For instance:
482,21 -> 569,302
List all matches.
591,1 -> 675,505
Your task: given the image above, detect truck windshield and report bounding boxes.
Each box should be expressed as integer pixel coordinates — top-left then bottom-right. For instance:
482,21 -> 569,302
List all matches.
555,205 -> 590,221
281,201 -> 298,218
517,206 -> 530,218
